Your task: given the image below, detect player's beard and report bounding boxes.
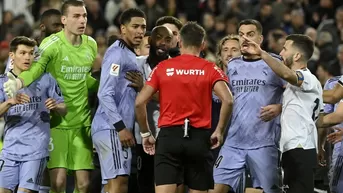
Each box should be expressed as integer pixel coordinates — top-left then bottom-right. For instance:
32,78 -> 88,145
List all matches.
284,56 -> 294,68
150,44 -> 168,59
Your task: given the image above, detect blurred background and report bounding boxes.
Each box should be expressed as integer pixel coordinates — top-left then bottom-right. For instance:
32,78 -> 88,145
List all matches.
0,0 -> 343,84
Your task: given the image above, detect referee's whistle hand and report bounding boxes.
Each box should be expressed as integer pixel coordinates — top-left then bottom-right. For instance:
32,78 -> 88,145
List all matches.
118,128 -> 136,148
210,131 -> 223,149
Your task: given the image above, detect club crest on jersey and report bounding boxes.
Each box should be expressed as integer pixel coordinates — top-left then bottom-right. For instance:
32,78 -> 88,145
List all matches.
110,63 -> 120,76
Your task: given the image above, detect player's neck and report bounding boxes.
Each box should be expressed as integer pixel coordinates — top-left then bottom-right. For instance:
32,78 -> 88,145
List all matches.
148,53 -> 168,68
243,55 -> 261,60
180,47 -> 201,57
121,37 -> 135,50
12,67 -> 22,76
291,62 -> 307,71
64,30 -> 82,46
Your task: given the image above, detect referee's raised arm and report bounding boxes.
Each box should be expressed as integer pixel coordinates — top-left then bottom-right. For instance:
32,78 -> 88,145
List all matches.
135,21 -> 233,193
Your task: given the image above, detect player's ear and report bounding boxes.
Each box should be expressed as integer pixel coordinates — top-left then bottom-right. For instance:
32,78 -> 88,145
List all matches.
61,15 -> 67,25
9,51 -> 14,60
148,36 -> 151,44
293,52 -> 301,62
40,24 -> 45,32
259,35 -> 263,45
120,24 -> 126,36
200,40 -> 206,51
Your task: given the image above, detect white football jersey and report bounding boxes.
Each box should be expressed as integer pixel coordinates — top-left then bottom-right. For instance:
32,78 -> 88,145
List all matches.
280,69 -> 323,153
134,56 -> 160,144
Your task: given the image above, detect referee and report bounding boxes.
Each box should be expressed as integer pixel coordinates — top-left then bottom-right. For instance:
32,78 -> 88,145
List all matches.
135,21 -> 233,193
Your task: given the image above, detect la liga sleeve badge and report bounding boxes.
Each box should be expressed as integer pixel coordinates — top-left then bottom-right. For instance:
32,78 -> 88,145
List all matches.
110,63 -> 120,76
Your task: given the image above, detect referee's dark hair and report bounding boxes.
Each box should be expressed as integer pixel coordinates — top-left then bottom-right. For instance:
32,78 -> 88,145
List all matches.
180,21 -> 206,48
40,9 -> 61,23
286,34 -> 314,61
119,8 -> 146,25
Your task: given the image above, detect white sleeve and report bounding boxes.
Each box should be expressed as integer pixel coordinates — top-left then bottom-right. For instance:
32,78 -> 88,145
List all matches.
296,70 -> 315,91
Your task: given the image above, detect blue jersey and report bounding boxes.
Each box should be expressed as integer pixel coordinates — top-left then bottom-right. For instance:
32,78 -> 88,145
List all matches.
323,77 -> 343,156
324,76 -> 341,114
0,73 -> 64,161
92,39 -> 138,134
225,55 -> 285,149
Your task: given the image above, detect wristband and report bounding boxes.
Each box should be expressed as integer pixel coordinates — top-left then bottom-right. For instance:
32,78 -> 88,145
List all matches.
113,120 -> 126,132
140,132 -> 151,138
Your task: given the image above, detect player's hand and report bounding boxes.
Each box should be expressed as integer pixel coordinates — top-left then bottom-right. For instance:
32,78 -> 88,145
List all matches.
7,93 -> 30,105
126,71 -> 144,92
4,72 -> 21,98
240,35 -> 263,56
118,128 -> 136,148
260,104 -> 282,122
45,98 -> 57,110
210,130 -> 223,149
142,135 -> 156,155
317,145 -> 326,166
327,127 -> 343,144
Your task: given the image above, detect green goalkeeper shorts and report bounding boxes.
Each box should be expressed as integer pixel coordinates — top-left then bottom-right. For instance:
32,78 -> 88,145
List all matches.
47,127 -> 94,170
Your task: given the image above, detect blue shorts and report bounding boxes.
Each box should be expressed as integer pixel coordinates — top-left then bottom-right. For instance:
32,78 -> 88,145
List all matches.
92,130 -> 131,184
213,146 -> 281,193
0,156 -> 47,191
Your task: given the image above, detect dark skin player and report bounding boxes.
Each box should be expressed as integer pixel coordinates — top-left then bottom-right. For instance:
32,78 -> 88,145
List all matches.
126,26 -> 173,93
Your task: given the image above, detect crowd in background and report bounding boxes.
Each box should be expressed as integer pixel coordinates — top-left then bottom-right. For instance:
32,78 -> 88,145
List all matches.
1,0 -> 343,192
0,0 -> 342,80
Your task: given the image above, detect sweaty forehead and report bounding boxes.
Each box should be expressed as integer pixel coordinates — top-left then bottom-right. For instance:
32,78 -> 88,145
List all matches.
284,40 -> 293,48
128,17 -> 146,25
17,45 -> 34,52
154,27 -> 172,37
239,25 -> 257,33
162,23 -> 179,33
66,6 -> 86,15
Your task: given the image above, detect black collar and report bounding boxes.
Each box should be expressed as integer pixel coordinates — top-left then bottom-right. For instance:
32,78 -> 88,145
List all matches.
9,69 -> 18,78
118,39 -> 136,55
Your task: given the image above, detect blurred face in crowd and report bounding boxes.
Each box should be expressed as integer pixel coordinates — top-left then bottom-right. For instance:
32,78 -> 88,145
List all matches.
338,46 -> 343,64
3,11 -> 13,25
316,65 -> 329,85
203,13 -> 215,31
221,39 -> 241,66
238,24 -> 263,56
41,15 -> 63,37
135,36 -> 150,56
336,10 -> 343,29
121,17 -> 147,47
150,26 -> 173,57
291,10 -> 304,28
162,23 -> 180,48
62,5 -> 87,35
260,4 -> 272,17
10,45 -> 35,72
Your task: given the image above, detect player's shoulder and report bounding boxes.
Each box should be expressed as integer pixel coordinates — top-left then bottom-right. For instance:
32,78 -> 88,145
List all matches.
228,56 -> 242,64
268,52 -> 283,61
0,74 -> 8,87
328,76 -> 341,83
82,35 -> 97,47
39,33 -> 61,53
136,55 -> 148,63
136,55 -> 148,67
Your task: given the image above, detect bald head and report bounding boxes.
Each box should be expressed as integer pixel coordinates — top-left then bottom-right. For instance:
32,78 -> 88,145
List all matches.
149,26 -> 173,57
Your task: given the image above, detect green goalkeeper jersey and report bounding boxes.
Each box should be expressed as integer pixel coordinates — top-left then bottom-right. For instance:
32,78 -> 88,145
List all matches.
19,30 -> 98,129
